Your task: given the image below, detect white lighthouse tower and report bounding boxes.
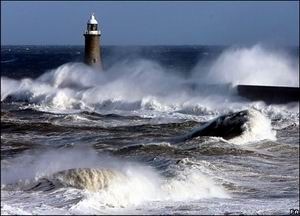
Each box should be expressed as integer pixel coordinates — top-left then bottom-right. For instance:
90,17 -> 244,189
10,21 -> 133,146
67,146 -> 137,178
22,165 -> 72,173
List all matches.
84,13 -> 102,69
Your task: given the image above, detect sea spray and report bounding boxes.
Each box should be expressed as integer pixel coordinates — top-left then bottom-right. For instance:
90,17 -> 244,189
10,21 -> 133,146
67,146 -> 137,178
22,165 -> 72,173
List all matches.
1,148 -> 229,209
193,44 -> 299,87
1,44 -> 298,216
1,77 -> 21,101
228,109 -> 276,145
1,45 -> 298,121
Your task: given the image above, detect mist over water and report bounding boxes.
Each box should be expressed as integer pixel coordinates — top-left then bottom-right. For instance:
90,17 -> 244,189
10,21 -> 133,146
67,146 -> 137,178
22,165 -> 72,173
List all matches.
1,45 -> 299,118
1,44 -> 299,215
195,44 -> 299,87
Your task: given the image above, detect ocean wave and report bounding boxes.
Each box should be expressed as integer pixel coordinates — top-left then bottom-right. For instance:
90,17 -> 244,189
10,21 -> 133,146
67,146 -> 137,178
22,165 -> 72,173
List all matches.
1,149 -> 229,209
1,45 -> 298,125
228,109 -> 276,145
8,168 -> 126,192
176,109 -> 276,145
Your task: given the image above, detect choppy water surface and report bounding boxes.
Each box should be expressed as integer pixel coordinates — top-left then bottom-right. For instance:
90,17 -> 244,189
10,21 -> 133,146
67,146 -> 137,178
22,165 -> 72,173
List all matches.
1,45 -> 299,215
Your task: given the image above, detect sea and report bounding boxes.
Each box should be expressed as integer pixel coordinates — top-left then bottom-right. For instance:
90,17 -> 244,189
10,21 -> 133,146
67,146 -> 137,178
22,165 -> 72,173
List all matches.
1,44 -> 299,215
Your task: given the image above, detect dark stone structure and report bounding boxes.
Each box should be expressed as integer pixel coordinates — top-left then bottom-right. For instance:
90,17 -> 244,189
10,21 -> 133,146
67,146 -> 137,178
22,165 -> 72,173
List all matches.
84,34 -> 101,67
84,14 -> 102,69
237,85 -> 299,104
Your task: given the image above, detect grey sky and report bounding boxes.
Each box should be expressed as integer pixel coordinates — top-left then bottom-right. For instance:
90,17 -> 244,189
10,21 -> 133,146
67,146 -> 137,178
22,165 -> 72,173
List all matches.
1,1 -> 299,46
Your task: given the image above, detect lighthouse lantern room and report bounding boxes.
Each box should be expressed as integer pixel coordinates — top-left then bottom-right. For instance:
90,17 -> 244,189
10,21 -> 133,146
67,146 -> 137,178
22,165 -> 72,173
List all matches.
84,13 -> 102,68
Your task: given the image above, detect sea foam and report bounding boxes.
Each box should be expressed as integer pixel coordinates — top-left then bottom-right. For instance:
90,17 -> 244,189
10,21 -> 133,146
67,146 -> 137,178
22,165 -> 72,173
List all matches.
228,109 -> 277,145
1,45 -> 298,123
1,149 -> 229,209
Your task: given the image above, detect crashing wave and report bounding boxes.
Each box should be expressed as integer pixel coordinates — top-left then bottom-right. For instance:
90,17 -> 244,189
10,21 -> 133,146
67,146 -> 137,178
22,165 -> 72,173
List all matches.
50,168 -> 125,191
2,168 -> 126,192
176,109 -> 276,145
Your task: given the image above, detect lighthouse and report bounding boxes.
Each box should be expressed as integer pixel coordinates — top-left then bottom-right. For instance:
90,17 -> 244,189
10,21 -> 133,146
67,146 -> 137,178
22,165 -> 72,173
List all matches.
84,13 -> 102,69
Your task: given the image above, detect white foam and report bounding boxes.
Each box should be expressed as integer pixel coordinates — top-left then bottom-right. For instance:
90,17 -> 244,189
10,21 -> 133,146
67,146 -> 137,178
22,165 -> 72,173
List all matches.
1,45 -> 298,126
229,109 -> 276,145
161,169 -> 229,201
2,149 -> 229,212
1,77 -> 21,101
70,166 -> 229,213
196,44 -> 299,87
1,204 -> 30,215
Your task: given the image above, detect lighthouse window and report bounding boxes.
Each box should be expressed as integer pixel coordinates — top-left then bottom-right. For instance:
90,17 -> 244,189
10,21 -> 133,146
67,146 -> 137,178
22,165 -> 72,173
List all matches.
91,24 -> 97,31
88,24 -> 97,31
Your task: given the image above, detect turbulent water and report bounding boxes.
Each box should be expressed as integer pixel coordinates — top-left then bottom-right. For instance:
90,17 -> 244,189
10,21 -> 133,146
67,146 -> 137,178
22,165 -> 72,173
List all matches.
1,44 -> 299,215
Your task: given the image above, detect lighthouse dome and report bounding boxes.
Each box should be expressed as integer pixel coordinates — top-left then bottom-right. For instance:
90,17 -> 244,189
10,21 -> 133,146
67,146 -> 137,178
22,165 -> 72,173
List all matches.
84,13 -> 101,36
88,14 -> 98,24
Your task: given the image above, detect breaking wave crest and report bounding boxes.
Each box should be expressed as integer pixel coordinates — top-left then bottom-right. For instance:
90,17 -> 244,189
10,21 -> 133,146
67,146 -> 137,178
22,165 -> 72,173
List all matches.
1,45 -> 298,123
43,168 -> 124,192
228,109 -> 276,145
1,150 -> 229,209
